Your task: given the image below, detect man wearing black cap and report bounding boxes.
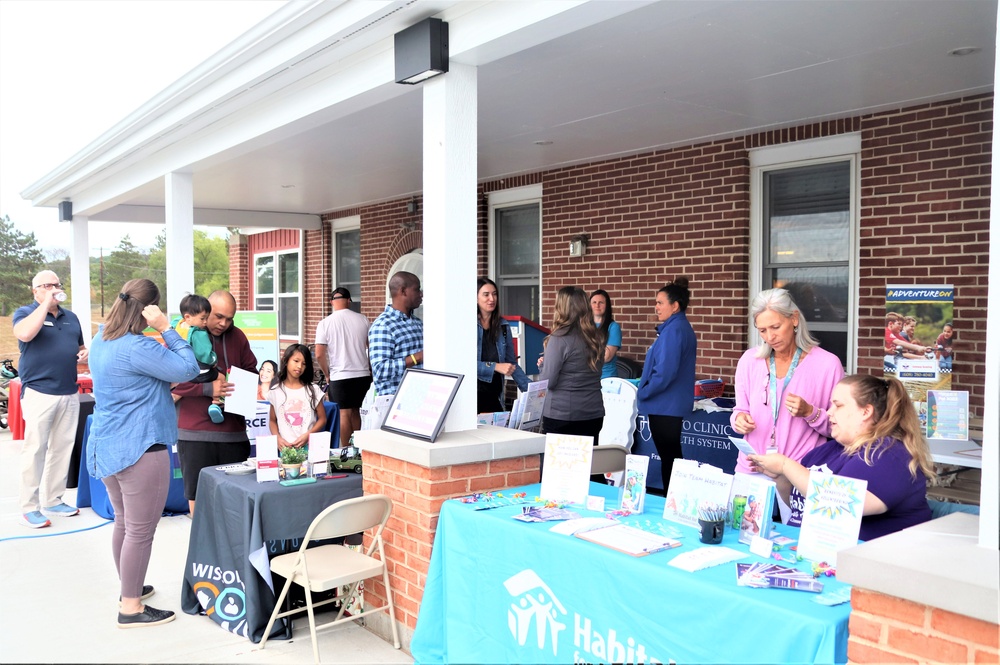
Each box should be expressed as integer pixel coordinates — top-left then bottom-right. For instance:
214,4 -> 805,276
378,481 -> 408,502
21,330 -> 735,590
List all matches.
315,287 -> 371,447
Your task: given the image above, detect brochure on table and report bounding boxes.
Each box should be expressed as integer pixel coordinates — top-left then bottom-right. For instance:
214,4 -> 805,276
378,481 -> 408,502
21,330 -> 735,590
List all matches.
308,431 -> 331,475
539,433 -> 593,505
517,380 -> 548,431
255,434 -> 281,483
619,454 -> 649,513
926,390 -> 969,440
662,459 -> 734,527
797,472 -> 866,566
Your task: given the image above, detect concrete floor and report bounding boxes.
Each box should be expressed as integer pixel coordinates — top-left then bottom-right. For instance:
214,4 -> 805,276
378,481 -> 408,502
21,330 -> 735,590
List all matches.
0,428 -> 413,664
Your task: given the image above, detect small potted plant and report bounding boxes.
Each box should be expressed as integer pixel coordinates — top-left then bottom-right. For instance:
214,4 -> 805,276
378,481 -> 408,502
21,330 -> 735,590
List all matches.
279,446 -> 307,479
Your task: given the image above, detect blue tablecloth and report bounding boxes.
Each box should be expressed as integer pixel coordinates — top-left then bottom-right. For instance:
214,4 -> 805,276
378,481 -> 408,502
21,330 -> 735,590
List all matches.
411,483 -> 850,664
76,415 -> 188,519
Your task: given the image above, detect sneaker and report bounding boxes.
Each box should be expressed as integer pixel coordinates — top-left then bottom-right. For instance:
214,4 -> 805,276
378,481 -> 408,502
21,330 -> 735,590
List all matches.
120,585 -> 155,606
41,502 -> 79,518
207,404 -> 224,424
117,605 -> 175,629
19,511 -> 51,528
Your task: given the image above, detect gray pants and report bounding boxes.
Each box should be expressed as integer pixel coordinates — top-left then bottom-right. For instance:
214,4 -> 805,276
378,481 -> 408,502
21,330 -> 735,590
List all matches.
102,448 -> 170,599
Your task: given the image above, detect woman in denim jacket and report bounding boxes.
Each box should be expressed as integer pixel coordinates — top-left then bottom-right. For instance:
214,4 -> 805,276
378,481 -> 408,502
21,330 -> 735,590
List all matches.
476,277 -> 529,413
88,279 -> 199,629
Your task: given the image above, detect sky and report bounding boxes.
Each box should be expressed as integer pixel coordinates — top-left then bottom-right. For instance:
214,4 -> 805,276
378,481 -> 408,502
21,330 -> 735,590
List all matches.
0,0 -> 287,255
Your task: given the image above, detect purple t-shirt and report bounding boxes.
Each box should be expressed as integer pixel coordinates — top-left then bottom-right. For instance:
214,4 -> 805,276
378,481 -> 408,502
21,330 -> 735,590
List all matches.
787,438 -> 931,541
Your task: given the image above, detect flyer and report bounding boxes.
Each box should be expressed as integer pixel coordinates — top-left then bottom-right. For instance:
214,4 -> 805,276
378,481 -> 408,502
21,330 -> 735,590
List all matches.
926,390 -> 969,441
797,472 -> 866,565
539,433 -> 593,505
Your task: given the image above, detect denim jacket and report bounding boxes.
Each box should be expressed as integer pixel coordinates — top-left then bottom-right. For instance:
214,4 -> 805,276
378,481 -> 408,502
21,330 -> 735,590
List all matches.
477,320 -> 530,392
87,327 -> 199,479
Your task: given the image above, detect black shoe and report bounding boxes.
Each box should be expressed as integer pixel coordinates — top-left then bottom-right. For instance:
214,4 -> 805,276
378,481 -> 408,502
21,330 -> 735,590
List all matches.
117,605 -> 175,629
119,584 -> 155,605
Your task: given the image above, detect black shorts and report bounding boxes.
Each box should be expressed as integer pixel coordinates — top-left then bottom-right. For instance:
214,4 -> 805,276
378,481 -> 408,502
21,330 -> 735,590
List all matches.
326,376 -> 372,409
176,439 -> 251,500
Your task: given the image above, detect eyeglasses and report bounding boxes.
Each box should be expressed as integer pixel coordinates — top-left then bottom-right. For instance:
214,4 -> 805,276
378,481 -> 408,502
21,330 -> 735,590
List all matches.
34,283 -> 63,290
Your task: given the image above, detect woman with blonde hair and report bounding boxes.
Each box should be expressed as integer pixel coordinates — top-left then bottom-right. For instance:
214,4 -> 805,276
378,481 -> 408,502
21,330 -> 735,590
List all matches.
749,374 -> 934,541
538,287 -> 605,442
731,288 -> 844,479
88,279 -> 200,627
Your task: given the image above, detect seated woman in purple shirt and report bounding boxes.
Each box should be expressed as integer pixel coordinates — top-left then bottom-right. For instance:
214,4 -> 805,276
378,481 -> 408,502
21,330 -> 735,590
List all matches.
748,374 -> 934,541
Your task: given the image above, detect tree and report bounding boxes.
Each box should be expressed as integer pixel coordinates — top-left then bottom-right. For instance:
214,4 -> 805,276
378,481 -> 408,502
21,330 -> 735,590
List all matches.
0,215 -> 45,315
95,235 -> 157,296
44,248 -> 72,297
147,230 -> 229,309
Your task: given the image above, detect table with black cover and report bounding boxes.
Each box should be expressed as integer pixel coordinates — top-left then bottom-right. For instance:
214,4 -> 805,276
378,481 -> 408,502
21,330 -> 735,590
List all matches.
181,466 -> 363,642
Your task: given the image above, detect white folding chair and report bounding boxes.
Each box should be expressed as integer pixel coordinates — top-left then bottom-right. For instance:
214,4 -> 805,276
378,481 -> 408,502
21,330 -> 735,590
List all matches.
591,444 -> 629,475
260,494 -> 400,663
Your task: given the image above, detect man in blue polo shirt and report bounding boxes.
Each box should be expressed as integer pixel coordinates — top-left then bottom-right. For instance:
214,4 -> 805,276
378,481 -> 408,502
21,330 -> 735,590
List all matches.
12,271 -> 88,528
368,271 -> 423,396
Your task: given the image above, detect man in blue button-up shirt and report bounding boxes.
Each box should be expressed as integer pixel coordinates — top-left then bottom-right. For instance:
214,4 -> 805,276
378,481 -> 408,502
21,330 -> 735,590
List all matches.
12,271 -> 88,528
368,271 -> 423,396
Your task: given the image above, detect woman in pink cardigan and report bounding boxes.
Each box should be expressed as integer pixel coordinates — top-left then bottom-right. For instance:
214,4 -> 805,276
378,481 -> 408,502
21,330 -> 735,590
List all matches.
731,289 -> 844,481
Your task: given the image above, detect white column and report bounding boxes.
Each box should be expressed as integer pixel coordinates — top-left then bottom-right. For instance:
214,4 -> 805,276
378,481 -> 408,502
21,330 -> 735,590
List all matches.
165,172 -> 195,314
422,63 -> 478,432
978,10 -> 999,550
70,216 -> 92,345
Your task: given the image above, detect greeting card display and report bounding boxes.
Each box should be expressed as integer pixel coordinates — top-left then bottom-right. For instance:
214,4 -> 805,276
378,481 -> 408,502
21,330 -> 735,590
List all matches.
797,472 -> 866,565
662,459 -> 734,527
730,473 -> 776,545
618,454 -> 649,513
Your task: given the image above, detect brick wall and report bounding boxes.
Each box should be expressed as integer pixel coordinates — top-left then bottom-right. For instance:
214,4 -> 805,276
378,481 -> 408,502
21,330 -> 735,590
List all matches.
360,452 -> 541,639
302,224 -> 328,346
228,233 -> 250,310
243,93 -> 990,414
848,588 -> 999,664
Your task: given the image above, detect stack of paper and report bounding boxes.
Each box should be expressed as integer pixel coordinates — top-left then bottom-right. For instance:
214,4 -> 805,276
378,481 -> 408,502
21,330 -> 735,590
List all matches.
668,546 -> 746,572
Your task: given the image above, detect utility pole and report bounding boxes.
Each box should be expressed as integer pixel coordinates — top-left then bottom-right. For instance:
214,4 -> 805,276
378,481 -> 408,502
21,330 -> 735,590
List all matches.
100,247 -> 105,317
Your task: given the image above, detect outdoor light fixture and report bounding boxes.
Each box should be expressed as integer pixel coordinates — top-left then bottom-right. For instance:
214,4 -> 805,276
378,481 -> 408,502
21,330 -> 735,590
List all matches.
395,18 -> 448,84
569,234 -> 590,257
58,200 -> 72,222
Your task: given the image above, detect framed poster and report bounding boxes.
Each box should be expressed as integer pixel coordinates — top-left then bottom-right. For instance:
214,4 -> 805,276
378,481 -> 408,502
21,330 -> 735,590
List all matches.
381,369 -> 464,442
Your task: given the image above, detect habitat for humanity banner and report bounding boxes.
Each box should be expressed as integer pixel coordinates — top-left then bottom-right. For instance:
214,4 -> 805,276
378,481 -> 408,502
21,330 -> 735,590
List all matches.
884,285 -> 953,427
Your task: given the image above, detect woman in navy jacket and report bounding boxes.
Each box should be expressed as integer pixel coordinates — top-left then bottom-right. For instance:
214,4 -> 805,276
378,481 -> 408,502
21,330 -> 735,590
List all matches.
637,278 -> 697,491
476,277 -> 529,413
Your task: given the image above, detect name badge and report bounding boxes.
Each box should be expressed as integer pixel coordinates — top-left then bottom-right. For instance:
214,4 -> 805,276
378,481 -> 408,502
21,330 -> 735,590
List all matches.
43,321 -> 54,326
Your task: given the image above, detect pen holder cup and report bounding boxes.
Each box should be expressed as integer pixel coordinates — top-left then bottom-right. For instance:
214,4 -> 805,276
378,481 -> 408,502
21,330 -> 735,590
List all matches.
698,519 -> 725,545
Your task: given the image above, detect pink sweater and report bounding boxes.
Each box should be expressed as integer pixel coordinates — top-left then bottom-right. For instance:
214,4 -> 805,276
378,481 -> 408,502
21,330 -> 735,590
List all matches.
730,346 -> 844,473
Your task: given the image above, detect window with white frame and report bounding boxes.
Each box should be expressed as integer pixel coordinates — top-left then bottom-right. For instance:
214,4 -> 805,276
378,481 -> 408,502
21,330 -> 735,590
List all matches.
254,248 -> 300,338
489,185 -> 542,323
750,135 -> 860,370
331,216 -> 362,313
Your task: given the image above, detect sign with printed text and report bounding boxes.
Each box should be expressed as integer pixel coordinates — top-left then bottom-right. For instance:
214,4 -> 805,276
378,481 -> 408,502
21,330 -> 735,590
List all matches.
797,472 -> 866,565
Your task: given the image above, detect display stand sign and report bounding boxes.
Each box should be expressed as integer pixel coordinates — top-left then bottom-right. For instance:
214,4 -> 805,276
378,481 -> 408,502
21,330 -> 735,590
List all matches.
926,390 -> 969,441
381,369 -> 463,442
234,311 -> 279,370
797,472 -> 866,566
517,380 -> 548,432
308,431 -> 332,475
255,434 -> 280,483
662,460 -> 733,528
539,433 -> 593,505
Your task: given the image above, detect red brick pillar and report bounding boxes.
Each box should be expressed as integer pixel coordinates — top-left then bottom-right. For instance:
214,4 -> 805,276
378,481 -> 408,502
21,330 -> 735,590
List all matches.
848,588 -> 999,664
359,451 -> 541,649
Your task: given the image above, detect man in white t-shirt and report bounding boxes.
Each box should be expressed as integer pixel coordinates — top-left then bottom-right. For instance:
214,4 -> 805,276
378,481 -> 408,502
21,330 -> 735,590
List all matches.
315,287 -> 372,447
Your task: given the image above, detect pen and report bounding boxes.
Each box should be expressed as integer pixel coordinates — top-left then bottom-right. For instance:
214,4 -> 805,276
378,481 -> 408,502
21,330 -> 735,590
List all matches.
322,474 -> 348,479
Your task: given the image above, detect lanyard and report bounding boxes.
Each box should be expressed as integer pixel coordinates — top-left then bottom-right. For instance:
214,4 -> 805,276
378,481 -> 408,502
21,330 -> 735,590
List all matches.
768,347 -> 802,448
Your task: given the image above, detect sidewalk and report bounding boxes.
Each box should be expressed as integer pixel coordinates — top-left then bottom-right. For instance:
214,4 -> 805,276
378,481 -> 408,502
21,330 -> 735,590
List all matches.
0,428 -> 413,664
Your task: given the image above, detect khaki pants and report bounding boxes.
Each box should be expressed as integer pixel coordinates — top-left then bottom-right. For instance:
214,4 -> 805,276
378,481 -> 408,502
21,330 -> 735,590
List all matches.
19,388 -> 80,514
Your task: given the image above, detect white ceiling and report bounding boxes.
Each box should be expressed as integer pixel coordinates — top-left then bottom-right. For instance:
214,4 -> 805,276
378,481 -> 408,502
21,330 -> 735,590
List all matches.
91,0 -> 999,217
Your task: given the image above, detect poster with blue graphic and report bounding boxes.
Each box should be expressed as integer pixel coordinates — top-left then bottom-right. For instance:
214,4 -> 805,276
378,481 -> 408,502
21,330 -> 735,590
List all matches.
926,390 -> 969,441
797,473 -> 866,565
